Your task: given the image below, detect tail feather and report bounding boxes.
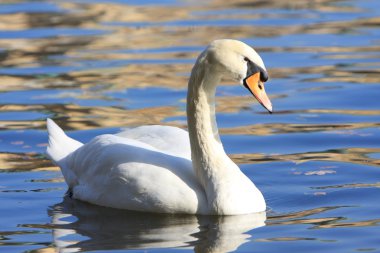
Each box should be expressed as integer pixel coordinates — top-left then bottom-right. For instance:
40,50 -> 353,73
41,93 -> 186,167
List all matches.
46,118 -> 83,165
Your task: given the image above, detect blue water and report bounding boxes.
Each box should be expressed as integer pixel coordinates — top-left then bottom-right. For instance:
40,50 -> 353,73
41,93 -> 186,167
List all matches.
0,0 -> 379,252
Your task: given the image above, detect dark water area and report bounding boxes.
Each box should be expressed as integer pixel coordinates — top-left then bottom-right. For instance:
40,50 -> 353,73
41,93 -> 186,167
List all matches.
0,0 -> 379,252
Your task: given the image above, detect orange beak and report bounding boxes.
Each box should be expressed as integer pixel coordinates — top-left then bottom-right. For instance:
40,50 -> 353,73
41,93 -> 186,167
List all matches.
243,72 -> 272,113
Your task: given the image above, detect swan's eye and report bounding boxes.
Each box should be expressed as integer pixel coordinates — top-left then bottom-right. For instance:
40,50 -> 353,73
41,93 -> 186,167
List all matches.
243,57 -> 250,62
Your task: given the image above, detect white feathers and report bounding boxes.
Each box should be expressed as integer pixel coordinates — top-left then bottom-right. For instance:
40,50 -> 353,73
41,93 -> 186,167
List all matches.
46,39 -> 267,215
46,118 -> 83,164
116,125 -> 191,159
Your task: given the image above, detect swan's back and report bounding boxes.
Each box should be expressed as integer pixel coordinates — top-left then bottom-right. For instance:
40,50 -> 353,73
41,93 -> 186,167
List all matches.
116,125 -> 190,159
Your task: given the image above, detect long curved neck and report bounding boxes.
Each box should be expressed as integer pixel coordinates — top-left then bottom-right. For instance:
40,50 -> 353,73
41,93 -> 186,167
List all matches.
186,58 -> 236,201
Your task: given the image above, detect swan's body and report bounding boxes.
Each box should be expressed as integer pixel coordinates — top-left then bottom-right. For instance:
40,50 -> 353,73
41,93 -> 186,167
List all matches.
47,39 -> 272,215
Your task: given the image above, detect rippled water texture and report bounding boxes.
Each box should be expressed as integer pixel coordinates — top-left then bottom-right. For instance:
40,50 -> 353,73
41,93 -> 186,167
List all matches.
0,0 -> 379,252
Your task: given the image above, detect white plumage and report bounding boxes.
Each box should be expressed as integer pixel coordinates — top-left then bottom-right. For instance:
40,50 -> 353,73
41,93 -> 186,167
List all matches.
47,39 -> 270,215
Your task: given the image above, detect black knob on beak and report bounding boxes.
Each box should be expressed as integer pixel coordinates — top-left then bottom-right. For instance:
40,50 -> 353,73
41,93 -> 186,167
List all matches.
260,69 -> 269,82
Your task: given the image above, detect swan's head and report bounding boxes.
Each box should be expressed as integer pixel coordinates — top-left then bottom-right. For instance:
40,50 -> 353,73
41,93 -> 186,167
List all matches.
205,39 -> 272,113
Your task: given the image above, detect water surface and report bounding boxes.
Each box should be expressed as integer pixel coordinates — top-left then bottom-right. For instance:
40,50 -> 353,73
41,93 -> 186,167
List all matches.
0,0 -> 379,252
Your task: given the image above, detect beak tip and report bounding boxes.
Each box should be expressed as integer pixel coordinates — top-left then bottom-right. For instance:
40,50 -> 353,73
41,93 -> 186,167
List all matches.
266,104 -> 273,114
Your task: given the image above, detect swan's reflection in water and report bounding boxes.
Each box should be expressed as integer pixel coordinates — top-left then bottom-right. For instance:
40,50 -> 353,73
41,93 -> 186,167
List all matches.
49,197 -> 266,252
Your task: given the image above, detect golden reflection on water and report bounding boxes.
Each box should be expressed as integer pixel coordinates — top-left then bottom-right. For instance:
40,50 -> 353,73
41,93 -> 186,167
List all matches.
0,104 -> 184,130
223,121 -> 380,136
231,147 -> 380,167
0,152 -> 59,172
268,205 -> 380,230
0,0 -> 379,89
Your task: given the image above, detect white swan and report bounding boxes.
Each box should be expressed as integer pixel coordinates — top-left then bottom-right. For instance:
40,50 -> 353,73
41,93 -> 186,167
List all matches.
47,39 -> 272,215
